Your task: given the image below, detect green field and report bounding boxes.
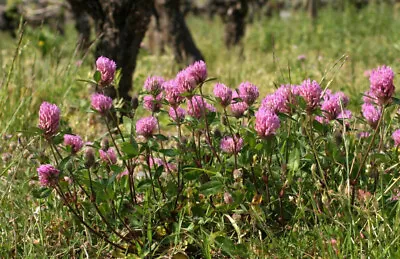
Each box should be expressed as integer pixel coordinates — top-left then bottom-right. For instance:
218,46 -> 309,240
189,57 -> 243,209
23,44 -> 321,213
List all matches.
2,3 -> 400,257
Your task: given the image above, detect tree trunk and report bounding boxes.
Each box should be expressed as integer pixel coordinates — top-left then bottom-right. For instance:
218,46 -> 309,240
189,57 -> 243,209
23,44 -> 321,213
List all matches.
68,3 -> 91,52
154,0 -> 204,65
209,0 -> 248,48
308,0 -> 318,20
66,0 -> 154,100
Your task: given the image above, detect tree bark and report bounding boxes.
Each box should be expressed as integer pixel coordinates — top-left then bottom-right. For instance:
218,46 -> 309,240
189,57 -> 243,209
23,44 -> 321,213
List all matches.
154,0 -> 204,65
209,0 -> 248,48
308,0 -> 318,20
68,3 -> 91,52
66,0 -> 154,100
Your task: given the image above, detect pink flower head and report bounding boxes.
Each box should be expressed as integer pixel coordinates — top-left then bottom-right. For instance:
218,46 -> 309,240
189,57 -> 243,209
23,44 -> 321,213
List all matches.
187,95 -> 216,119
358,132 -> 370,139
169,107 -> 186,122
321,96 -> 341,121
149,157 -> 177,172
149,157 -> 164,168
334,91 -> 349,107
299,79 -> 322,112
362,103 -> 381,128
363,90 -> 377,104
96,56 -> 116,86
190,60 -> 208,84
261,85 -> 297,114
176,61 -> 207,94
369,65 -> 395,105
224,192 -> 234,204
230,91 -> 248,118
143,93 -> 163,112
255,108 -> 280,137
91,93 -> 113,114
315,116 -> 328,124
38,102 -> 60,138
37,164 -> 60,187
297,54 -> 306,61
99,148 -> 117,165
136,116 -> 158,138
220,135 -> 244,154
291,85 -> 301,96
275,84 -> 298,113
238,82 -> 259,105
213,83 -> 232,107
337,109 -> 352,120
261,93 -> 285,113
392,129 -> 400,146
176,69 -> 197,94
117,170 -> 129,180
163,79 -> 184,108
64,134 -> 84,153
144,76 -> 165,95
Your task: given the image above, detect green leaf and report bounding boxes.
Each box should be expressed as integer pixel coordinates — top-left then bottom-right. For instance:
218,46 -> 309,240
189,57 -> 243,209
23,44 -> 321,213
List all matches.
206,111 -> 216,123
393,97 -> 400,105
32,187 -> 52,199
137,179 -> 152,190
147,139 -> 160,150
52,134 -> 63,145
215,236 -> 236,257
288,147 -> 300,172
255,143 -> 263,151
93,71 -> 101,83
183,170 -> 201,181
313,120 -> 327,133
370,152 -> 388,163
121,142 -> 138,157
159,149 -> 177,157
110,165 -> 124,174
204,77 -> 217,83
154,165 -> 164,179
154,134 -> 168,141
199,180 -> 223,196
58,156 -> 71,171
76,79 -> 97,85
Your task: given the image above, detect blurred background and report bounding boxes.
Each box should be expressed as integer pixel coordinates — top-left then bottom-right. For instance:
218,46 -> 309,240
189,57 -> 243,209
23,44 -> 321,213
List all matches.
1,0 -> 400,133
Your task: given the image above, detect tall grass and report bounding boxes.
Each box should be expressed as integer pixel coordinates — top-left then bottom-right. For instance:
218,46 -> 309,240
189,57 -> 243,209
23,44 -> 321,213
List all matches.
2,3 -> 400,257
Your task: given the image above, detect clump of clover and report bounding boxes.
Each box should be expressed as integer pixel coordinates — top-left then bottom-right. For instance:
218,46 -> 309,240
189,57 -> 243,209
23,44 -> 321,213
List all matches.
30,59 -> 400,256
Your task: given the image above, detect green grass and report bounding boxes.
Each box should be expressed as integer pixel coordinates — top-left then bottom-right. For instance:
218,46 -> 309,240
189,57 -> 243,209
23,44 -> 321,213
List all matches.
2,3 -> 400,257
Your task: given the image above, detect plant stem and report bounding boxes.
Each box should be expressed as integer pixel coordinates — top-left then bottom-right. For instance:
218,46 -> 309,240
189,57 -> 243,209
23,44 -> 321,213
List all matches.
55,185 -> 126,251
306,115 -> 327,188
198,86 -> 222,164
79,169 -> 133,243
223,108 -> 238,169
103,115 -> 136,204
146,147 -> 159,202
351,106 -> 386,205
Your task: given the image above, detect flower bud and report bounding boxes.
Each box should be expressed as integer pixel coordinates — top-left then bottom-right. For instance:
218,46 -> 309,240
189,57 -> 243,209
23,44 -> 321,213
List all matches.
233,169 -> 242,180
84,148 -> 95,168
101,138 -> 109,151
131,95 -> 139,110
232,213 -> 241,221
8,142 -> 17,152
213,129 -> 222,139
224,192 -> 234,204
2,153 -> 11,163
262,175 -> 268,185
